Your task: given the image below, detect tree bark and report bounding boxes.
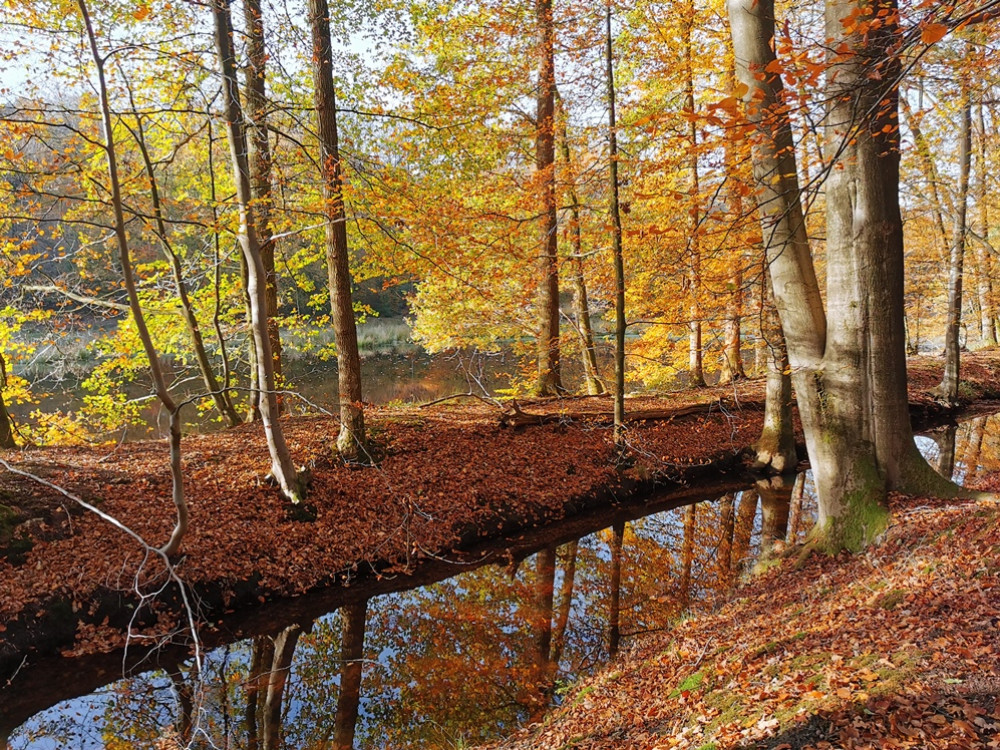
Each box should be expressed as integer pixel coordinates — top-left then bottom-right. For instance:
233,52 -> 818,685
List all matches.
754,283 -> 797,473
534,0 -> 563,396
262,625 -> 302,750
550,540 -> 577,667
307,0 -> 367,460
757,475 -> 793,558
680,504 -> 695,608
211,0 -> 302,503
717,493 -> 735,587
684,2 -> 705,388
529,545 -> 557,722
608,520 -> 624,657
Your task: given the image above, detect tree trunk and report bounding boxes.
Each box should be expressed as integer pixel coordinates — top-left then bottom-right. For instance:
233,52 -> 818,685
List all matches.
0,354 -> 15,449
556,98 -> 605,396
550,540 -> 578,667
78,0 -> 189,554
244,0 -> 283,402
729,0 -> 963,553
680,504 -> 695,608
754,284 -> 797,473
534,0 -> 563,396
307,0 -> 367,460
606,1 -> 627,445
975,104 -> 998,344
935,424 -> 957,480
786,473 -> 806,543
757,475 -> 793,558
717,493 -> 735,587
732,488 -> 758,573
937,85 -> 972,404
529,545 -> 557,722
684,2 -> 705,388
262,625 -> 302,750
332,601 -> 368,750
211,0 -> 302,503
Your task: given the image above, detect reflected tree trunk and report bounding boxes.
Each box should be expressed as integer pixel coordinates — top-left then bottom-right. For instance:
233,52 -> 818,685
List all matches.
961,416 -> 986,482
550,540 -> 578,667
935,424 -> 958,480
262,625 -> 302,750
718,494 -> 735,587
732,489 -> 758,574
333,600 -> 368,750
757,475 -> 793,558
608,520 -> 625,657
787,473 -> 806,544
527,545 -> 557,722
246,636 -> 274,750
167,666 -> 194,746
680,505 -> 695,609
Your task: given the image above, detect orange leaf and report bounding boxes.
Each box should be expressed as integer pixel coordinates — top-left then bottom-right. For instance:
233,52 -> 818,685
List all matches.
921,22 -> 948,44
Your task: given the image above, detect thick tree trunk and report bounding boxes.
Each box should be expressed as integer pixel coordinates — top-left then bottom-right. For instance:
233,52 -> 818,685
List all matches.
307,0 -> 367,460
332,601 -> 368,750
534,0 -> 563,396
935,424 -> 957,480
211,0 -> 302,503
757,475 -> 793,558
729,0 -> 963,553
937,88 -> 972,404
243,0 -> 283,401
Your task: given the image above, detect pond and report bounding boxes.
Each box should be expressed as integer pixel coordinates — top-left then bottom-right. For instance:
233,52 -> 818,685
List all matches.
1,415 -> 996,749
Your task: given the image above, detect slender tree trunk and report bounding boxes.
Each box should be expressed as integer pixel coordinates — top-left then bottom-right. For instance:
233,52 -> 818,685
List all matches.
937,85 -> 972,404
534,0 -> 562,396
786,473 -> 806,544
608,520 -> 624,657
754,283 -> 797,473
308,0 -> 367,460
556,98 -> 605,396
900,96 -> 951,252
243,0 -> 283,403
246,636 -> 273,750
684,4 -> 705,388
78,0 -> 188,555
211,0 -> 302,503
975,104 -> 998,344
606,1 -> 627,445
719,65 -> 746,385
732,488 -> 758,572
717,493 -> 735,587
961,416 -> 986,482
127,111 -> 242,427
333,601 -> 368,750
0,354 -> 16,449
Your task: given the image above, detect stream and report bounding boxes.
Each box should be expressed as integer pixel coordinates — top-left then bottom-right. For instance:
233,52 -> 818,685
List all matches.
1,415 -> 997,749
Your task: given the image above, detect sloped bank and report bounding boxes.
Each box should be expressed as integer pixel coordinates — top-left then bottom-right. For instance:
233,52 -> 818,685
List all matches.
0,352 -> 997,686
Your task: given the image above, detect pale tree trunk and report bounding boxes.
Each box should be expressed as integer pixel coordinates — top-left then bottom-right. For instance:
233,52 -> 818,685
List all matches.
78,0 -> 188,555
606,1 -> 627,445
607,520 -> 624,657
556,98 -> 605,396
961,416 -> 986,483
534,0 -> 563,396
975,104 -> 998,343
718,64 -> 747,385
937,83 -> 972,404
211,0 -> 302,503
245,636 -> 273,750
332,601 -> 368,750
754,283 -> 797,473
244,0 -> 283,403
684,3 -> 705,388
261,625 -> 302,750
729,0 -> 966,553
786,473 -> 806,544
935,424 -> 957,480
732,488 -> 758,571
900,96 -> 951,252
307,0 -> 367,460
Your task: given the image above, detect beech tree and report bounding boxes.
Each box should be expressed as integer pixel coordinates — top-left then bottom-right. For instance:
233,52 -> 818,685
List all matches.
727,0 -> 977,551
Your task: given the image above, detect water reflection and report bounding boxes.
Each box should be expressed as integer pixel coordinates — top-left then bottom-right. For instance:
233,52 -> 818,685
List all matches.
7,413 -> 1000,748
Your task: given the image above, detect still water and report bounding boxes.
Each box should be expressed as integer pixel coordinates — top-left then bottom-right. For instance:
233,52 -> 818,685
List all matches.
1,416 -> 996,749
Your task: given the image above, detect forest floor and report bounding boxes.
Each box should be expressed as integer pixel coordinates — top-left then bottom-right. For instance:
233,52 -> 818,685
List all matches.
488,486 -> 1000,750
0,352 -> 999,675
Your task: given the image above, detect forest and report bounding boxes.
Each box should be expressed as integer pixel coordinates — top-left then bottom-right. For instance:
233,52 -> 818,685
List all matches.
1,0 -> 1000,747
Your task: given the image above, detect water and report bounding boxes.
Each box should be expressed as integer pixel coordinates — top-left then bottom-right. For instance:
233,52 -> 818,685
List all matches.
2,415 -> 996,748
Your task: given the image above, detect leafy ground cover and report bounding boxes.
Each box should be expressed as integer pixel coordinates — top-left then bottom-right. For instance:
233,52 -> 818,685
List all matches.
488,490 -> 1000,750
0,352 -> 998,674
